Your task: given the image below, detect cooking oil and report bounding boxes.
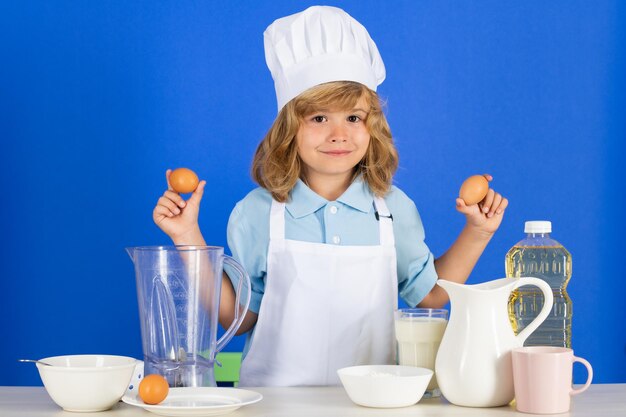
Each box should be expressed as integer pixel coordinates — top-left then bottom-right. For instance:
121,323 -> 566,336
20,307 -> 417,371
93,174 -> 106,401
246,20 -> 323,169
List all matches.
506,221 -> 572,347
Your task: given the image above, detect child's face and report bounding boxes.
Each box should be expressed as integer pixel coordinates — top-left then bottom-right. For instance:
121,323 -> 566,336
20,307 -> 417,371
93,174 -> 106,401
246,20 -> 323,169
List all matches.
296,96 -> 370,186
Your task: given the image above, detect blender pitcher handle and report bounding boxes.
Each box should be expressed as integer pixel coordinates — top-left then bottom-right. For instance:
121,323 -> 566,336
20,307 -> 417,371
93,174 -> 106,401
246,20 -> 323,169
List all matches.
216,256 -> 251,353
514,277 -> 554,343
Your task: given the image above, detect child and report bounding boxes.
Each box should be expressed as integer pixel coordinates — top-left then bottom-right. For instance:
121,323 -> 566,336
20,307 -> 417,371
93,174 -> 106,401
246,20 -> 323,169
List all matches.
152,6 -> 508,387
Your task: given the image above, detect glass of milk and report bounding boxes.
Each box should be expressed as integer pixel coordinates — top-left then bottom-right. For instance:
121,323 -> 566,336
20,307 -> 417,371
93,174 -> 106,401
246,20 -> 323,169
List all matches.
394,308 -> 448,397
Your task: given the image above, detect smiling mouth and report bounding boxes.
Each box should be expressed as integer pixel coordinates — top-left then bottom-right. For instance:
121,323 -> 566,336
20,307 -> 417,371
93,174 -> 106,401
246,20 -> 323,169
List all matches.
321,150 -> 352,156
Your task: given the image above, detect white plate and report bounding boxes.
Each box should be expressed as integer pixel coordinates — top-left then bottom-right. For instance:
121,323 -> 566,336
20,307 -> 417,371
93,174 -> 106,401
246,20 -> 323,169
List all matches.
122,387 -> 263,417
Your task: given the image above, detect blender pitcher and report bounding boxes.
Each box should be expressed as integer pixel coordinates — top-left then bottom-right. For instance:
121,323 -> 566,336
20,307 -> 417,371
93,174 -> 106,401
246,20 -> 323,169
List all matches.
127,246 -> 250,387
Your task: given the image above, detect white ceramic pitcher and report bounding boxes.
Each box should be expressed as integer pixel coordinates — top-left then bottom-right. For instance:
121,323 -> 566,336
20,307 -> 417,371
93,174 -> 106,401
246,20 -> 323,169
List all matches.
434,278 -> 553,407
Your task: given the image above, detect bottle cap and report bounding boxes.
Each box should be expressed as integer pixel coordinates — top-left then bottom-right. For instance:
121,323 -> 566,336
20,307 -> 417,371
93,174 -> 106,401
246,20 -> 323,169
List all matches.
524,221 -> 552,233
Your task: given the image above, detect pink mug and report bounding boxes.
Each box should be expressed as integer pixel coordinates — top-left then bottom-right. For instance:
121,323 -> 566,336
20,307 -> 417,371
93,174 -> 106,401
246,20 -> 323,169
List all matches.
512,347 -> 593,414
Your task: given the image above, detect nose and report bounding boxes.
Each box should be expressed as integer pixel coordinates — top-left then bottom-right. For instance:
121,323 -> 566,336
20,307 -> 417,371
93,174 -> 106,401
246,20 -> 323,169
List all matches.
329,122 -> 348,143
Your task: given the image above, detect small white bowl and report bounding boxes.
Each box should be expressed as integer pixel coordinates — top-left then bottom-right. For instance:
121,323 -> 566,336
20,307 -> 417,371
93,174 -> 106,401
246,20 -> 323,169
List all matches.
337,365 -> 433,408
36,354 -> 137,412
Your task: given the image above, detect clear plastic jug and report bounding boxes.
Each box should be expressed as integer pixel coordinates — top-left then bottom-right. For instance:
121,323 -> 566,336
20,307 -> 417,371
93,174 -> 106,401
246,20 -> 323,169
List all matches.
126,246 -> 250,387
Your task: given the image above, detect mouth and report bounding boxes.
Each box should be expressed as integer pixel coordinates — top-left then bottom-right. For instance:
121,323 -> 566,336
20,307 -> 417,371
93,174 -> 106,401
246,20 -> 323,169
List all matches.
320,150 -> 352,156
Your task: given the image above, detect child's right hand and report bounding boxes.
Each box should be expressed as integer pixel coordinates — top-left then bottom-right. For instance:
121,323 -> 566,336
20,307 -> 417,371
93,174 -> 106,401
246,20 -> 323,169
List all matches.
152,169 -> 206,242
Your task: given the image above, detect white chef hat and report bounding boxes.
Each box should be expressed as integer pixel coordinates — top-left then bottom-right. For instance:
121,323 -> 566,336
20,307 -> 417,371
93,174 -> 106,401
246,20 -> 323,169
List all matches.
264,5 -> 386,112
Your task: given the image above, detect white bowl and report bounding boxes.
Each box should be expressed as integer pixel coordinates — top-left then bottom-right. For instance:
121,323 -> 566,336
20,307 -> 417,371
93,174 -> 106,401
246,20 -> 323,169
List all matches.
337,365 -> 433,408
36,354 -> 137,412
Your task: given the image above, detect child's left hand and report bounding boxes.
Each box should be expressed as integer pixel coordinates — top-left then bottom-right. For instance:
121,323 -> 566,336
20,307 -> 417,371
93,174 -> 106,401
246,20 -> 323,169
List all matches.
455,174 -> 509,235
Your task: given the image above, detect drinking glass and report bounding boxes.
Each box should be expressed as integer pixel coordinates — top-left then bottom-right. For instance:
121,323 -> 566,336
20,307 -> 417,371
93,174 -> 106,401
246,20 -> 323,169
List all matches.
394,308 -> 448,397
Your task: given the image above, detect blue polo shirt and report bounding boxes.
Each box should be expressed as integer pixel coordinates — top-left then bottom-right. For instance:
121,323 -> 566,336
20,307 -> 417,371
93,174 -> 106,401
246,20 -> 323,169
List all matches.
225,178 -> 438,315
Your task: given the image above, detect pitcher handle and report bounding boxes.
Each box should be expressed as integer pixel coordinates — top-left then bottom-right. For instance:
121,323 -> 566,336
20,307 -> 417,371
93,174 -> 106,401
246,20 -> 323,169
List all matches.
216,256 -> 251,353
514,277 -> 554,343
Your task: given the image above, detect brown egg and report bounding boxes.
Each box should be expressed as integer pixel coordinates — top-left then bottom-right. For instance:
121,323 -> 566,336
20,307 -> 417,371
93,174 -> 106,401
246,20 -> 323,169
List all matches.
138,374 -> 169,405
459,175 -> 489,205
169,168 -> 199,194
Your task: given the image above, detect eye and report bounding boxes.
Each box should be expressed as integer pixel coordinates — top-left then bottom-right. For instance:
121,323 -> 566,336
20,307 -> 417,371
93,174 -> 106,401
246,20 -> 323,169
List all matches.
312,115 -> 327,123
347,115 -> 362,123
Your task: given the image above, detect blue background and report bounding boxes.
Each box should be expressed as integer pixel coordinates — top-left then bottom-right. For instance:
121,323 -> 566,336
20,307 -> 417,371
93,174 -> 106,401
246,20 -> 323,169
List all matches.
2,1 -> 624,386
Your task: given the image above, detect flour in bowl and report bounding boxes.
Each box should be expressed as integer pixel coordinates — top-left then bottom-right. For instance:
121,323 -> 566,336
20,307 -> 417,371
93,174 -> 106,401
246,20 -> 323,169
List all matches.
367,371 -> 395,378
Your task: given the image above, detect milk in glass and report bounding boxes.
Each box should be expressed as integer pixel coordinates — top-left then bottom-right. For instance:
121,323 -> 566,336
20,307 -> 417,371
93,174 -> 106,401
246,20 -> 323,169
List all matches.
394,311 -> 448,392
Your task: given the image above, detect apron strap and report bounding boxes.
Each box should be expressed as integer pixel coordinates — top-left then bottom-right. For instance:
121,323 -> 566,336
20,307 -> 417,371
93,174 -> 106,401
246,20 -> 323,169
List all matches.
373,197 -> 395,247
270,200 -> 286,239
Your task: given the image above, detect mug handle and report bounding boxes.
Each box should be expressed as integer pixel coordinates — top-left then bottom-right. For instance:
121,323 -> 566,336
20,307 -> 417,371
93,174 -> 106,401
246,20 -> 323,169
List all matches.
570,356 -> 593,396
513,277 -> 554,343
216,256 -> 251,353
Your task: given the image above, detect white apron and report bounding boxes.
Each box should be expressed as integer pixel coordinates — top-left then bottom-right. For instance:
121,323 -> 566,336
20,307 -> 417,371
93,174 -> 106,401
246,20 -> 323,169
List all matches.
238,197 -> 398,387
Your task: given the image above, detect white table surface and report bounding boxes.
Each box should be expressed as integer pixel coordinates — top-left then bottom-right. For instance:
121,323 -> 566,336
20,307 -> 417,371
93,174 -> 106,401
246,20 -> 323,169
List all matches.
1,385 -> 624,416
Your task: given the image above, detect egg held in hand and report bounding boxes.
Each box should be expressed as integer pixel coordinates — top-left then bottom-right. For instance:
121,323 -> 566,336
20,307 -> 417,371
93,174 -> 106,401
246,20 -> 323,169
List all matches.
459,175 -> 489,205
169,168 -> 199,194
138,374 -> 169,405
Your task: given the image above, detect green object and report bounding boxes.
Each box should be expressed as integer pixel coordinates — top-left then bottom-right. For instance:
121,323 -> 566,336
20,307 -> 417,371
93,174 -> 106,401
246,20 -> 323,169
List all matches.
214,352 -> 242,387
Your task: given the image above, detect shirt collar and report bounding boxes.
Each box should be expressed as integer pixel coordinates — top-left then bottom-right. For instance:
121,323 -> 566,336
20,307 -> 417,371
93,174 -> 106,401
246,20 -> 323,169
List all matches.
286,177 -> 374,219
337,177 -> 375,213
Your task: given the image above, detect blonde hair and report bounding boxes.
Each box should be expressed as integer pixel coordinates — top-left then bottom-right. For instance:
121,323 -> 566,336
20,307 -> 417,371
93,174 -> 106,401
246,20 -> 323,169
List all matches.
252,81 -> 398,202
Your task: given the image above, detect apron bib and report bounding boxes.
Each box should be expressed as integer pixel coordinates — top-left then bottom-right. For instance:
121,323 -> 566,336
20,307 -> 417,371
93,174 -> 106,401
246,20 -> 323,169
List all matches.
239,197 -> 398,386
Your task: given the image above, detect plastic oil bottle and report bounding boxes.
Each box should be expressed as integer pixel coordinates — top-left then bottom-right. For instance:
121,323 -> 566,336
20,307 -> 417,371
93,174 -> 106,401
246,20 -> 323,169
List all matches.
506,221 -> 572,347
